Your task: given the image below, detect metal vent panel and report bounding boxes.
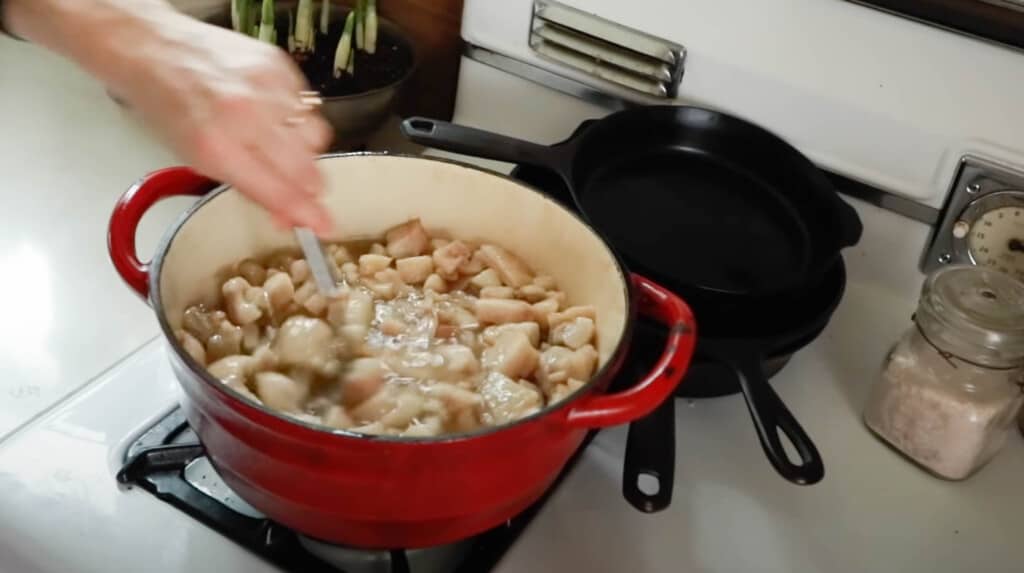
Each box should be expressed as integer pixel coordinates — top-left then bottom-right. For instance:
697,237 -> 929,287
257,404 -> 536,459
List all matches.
530,0 -> 685,99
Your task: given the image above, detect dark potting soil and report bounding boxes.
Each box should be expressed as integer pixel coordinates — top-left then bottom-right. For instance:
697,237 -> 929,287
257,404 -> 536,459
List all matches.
273,16 -> 413,97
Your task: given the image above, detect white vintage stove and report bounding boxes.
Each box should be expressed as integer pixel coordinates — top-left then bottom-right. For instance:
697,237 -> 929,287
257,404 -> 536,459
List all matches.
1,1 -> 1023,572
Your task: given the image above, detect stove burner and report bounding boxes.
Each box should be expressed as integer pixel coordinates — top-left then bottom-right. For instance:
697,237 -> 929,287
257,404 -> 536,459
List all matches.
299,535 -> 469,573
117,408 -> 596,573
117,410 -> 338,572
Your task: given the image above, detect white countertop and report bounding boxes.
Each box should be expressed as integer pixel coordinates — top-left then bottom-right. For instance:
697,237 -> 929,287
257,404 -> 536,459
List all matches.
0,36 -> 185,439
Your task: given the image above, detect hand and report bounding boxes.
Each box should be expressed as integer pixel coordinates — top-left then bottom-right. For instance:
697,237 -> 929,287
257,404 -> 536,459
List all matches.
111,12 -> 336,234
3,0 -> 334,233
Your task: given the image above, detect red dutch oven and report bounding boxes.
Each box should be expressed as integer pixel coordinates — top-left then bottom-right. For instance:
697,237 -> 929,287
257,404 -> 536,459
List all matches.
108,154 -> 696,549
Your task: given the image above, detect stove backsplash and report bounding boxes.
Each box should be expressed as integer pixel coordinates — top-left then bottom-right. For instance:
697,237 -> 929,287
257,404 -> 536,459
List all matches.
462,0 -> 1024,209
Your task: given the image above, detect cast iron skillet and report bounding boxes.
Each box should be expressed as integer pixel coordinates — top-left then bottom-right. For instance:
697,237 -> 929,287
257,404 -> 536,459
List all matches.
401,106 -> 862,318
622,257 -> 847,504
402,108 -> 860,486
509,152 -> 846,508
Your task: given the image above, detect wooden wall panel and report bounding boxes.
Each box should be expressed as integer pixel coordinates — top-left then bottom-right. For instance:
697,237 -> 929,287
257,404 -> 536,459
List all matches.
375,0 -> 465,120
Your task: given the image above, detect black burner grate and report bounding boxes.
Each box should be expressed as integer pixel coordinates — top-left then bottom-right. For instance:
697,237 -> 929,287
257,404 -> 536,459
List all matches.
118,408 -> 596,573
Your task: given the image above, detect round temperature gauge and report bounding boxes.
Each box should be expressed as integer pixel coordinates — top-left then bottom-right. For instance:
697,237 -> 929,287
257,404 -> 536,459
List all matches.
952,191 -> 1024,282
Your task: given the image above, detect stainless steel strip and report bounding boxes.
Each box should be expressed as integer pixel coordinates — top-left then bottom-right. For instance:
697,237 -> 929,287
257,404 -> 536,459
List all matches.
530,39 -> 668,98
462,42 -> 941,226
464,43 -> 638,108
825,171 -> 940,225
294,227 -> 342,298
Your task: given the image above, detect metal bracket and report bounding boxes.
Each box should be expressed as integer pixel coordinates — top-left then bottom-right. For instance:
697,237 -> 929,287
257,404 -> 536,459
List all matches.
920,155 -> 1024,273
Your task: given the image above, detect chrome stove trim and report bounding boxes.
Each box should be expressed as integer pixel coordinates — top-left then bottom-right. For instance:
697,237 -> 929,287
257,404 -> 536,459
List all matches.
465,43 -> 640,109
921,155 -> 1024,273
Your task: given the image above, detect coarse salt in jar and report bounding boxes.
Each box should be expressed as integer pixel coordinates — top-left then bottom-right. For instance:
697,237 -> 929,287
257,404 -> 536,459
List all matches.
864,265 -> 1024,480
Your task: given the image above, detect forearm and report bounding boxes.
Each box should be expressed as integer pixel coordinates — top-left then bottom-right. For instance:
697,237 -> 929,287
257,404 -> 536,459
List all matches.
2,0 -> 182,86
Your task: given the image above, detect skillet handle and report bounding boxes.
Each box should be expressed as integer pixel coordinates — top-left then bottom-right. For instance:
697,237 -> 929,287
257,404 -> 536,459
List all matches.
836,197 -> 864,248
108,167 -> 218,300
401,117 -> 572,176
564,274 -> 696,429
731,354 -> 825,485
622,397 -> 675,513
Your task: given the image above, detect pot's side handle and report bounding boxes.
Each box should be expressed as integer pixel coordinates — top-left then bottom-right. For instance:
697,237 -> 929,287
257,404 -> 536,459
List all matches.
108,167 -> 218,300
565,275 -> 697,429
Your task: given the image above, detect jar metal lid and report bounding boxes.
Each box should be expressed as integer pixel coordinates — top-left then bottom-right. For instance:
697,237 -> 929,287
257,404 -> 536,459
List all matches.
917,265 -> 1024,367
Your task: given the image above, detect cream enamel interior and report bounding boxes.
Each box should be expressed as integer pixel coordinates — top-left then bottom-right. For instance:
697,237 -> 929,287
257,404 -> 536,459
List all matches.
158,155 -> 629,368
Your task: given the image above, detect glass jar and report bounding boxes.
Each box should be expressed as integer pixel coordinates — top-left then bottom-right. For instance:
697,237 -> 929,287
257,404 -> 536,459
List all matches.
864,265 -> 1024,480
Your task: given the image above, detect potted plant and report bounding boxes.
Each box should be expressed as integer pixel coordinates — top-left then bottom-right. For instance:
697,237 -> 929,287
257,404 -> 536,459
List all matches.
228,0 -> 415,145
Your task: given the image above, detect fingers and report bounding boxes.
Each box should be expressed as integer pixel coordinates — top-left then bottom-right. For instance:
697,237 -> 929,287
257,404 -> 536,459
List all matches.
235,146 -> 334,235
248,95 -> 334,213
218,89 -> 335,233
257,87 -> 334,155
257,124 -> 327,199
271,212 -> 294,231
192,130 -> 333,235
294,112 -> 334,151
155,34 -> 337,235
260,49 -> 311,94
249,92 -> 331,196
